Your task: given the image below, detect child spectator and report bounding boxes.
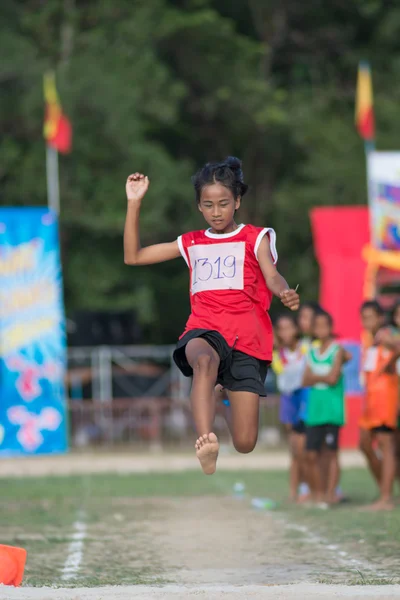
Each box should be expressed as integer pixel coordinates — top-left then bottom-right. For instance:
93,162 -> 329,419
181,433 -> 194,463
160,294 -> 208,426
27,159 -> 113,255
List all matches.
272,314 -> 309,502
302,310 -> 346,507
298,302 -> 321,349
389,301 -> 400,486
359,300 -> 399,511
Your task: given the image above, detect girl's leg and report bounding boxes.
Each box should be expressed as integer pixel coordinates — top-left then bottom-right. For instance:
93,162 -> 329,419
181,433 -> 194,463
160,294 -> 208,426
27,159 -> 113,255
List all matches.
325,450 -> 340,504
395,429 -> 400,486
306,451 -> 324,503
185,338 -> 220,474
359,428 -> 381,484
296,433 -> 310,502
320,446 -> 330,494
289,432 -> 304,502
225,390 -> 260,454
372,432 -> 396,510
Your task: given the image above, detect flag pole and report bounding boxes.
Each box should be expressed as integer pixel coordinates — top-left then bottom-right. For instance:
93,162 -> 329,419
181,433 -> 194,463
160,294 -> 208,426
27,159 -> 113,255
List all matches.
364,139 -> 376,247
356,60 -> 377,298
364,139 -> 377,298
46,144 -> 60,215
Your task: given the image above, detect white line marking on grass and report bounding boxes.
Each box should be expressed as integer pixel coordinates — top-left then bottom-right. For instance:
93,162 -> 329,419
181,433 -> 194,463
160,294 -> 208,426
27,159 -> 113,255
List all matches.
61,511 -> 87,581
281,518 -> 387,576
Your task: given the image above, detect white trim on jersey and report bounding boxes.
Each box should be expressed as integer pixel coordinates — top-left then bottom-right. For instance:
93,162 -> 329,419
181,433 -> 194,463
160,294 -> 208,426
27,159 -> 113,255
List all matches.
254,227 -> 278,265
177,235 -> 189,266
204,223 -> 246,239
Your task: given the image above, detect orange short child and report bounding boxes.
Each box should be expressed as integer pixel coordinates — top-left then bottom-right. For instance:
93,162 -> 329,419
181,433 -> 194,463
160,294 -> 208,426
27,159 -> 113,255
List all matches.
359,345 -> 398,430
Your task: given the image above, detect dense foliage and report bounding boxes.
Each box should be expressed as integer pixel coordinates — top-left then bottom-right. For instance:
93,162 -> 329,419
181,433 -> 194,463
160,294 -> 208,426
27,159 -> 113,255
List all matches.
2,0 -> 400,341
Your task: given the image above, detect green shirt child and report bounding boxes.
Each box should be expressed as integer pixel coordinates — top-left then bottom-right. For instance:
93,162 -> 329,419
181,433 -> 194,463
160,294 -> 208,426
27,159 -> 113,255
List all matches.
306,342 -> 345,427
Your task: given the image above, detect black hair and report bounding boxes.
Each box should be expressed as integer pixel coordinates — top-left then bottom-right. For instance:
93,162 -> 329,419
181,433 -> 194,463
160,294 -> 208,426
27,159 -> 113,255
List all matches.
391,300 -> 400,326
274,313 -> 298,327
313,309 -> 334,328
299,301 -> 322,314
360,300 -> 384,316
192,156 -> 249,204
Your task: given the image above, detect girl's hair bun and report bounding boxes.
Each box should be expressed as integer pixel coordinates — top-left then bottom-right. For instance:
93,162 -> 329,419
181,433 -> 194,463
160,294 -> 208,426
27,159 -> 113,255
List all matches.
225,156 -> 242,174
192,156 -> 248,203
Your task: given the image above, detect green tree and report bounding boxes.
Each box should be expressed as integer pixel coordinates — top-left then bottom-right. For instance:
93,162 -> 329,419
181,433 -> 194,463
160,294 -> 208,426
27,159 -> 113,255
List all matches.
2,0 -> 400,340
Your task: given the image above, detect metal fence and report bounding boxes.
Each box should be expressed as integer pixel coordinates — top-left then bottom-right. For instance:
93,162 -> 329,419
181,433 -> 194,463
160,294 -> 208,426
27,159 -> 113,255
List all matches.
67,345 -> 282,449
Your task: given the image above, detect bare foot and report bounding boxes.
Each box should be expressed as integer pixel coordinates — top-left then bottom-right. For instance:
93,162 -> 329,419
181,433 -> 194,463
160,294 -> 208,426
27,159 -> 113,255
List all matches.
195,433 -> 219,475
297,493 -> 311,504
360,499 -> 395,512
326,494 -> 343,506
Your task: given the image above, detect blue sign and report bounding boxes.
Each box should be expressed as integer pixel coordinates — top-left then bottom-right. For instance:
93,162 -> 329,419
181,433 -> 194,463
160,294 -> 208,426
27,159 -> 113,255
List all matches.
0,208 -> 68,456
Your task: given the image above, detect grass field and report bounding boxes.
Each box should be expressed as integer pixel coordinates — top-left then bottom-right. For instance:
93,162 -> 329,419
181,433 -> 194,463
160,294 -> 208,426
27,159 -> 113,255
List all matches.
1,467 -> 400,591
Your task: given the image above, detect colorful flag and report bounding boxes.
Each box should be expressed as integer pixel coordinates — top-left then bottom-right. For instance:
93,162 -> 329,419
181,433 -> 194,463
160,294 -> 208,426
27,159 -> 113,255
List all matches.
355,61 -> 375,141
43,72 -> 72,154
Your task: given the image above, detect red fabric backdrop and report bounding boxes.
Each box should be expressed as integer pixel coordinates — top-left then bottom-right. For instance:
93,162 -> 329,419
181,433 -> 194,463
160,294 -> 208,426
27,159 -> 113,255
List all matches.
310,206 -> 370,341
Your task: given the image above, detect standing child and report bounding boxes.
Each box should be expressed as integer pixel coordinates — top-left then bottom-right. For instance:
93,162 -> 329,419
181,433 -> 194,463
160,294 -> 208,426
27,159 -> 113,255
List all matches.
359,301 -> 399,510
123,158 -> 299,474
272,314 -> 309,502
302,311 -> 346,507
298,302 -> 321,349
389,301 -> 400,486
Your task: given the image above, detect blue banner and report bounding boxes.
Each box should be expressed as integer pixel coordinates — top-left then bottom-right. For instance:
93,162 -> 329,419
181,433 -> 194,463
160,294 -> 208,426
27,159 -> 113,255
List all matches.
0,208 -> 68,456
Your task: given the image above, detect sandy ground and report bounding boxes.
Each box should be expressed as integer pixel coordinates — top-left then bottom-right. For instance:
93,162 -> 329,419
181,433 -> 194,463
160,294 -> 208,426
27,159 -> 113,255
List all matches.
2,585 -> 400,599
0,449 -> 366,477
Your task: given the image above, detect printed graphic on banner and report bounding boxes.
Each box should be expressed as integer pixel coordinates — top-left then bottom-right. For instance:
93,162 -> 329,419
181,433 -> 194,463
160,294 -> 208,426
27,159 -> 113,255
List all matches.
368,152 -> 400,251
0,208 -> 68,456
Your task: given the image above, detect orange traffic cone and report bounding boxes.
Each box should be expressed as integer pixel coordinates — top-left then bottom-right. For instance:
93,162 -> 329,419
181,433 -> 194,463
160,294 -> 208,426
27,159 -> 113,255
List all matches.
0,545 -> 27,586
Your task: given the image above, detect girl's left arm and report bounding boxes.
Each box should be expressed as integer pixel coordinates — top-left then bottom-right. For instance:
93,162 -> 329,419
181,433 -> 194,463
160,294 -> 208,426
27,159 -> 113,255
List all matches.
257,236 -> 300,311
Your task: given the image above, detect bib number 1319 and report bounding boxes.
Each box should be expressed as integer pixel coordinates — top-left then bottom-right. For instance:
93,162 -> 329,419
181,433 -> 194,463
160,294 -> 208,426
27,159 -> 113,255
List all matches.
188,241 -> 245,293
192,255 -> 236,285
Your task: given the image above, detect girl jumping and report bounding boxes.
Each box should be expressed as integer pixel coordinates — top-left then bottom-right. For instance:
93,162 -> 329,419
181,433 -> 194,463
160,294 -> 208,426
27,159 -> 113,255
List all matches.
123,157 -> 300,474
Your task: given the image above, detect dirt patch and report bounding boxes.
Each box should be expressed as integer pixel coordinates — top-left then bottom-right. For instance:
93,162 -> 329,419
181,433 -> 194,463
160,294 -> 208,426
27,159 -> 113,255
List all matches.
70,497 -> 365,587
126,497 -> 341,585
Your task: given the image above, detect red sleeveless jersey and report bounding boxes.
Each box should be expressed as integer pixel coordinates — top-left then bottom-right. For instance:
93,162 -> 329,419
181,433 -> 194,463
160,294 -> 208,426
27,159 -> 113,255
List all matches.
177,223 -> 277,361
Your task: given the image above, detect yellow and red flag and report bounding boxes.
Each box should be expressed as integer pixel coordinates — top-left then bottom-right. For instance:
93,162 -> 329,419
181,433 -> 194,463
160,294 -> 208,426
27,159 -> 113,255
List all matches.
43,72 -> 72,154
355,61 -> 375,141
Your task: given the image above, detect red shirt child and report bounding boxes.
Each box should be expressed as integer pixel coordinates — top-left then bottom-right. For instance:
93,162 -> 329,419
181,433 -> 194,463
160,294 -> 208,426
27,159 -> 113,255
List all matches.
124,156 -> 299,475
178,223 -> 277,361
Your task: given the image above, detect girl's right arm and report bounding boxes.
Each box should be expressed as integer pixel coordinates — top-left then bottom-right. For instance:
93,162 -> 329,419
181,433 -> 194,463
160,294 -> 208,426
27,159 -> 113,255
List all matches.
302,365 -> 322,387
324,347 -> 345,385
124,173 -> 181,265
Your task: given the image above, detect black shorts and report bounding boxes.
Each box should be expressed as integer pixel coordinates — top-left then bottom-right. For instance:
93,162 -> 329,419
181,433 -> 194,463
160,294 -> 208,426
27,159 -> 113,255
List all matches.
372,425 -> 395,434
292,420 -> 306,435
306,424 -> 340,452
173,329 -> 269,397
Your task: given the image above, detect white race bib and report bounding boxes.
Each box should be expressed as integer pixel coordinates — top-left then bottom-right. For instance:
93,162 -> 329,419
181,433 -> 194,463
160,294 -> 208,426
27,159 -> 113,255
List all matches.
188,242 -> 245,294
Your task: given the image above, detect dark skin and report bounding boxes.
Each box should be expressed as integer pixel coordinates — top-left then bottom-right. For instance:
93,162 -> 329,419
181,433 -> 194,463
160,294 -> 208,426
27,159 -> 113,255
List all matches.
124,172 -> 300,474
276,317 -> 308,502
359,307 -> 398,511
302,315 -> 345,504
375,307 -> 400,487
